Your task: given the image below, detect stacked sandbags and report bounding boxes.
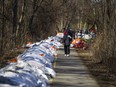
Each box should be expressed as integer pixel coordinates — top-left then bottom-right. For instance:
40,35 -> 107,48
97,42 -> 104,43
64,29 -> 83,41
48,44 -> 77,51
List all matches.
0,36 -> 62,87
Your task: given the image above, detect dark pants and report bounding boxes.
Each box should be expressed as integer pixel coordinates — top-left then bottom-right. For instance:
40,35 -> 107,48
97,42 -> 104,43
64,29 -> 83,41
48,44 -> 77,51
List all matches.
64,45 -> 70,54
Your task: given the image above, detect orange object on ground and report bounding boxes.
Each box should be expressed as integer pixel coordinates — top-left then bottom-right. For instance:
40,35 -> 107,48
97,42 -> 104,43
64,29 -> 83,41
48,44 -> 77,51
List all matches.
72,38 -> 87,49
72,38 -> 81,45
27,42 -> 32,44
8,58 -> 17,63
51,46 -> 55,49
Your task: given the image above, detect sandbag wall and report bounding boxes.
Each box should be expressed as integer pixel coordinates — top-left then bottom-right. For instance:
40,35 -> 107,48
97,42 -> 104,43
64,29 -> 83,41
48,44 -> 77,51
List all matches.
0,36 -> 62,87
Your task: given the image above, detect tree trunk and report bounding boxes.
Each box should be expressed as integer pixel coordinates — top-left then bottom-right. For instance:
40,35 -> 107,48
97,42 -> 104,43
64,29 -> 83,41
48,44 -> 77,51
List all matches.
1,0 -> 5,55
12,0 -> 18,48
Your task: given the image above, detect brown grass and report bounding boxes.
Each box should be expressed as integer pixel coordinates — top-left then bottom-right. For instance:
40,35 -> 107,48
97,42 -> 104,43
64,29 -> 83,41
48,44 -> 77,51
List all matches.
77,49 -> 116,87
0,48 -> 25,68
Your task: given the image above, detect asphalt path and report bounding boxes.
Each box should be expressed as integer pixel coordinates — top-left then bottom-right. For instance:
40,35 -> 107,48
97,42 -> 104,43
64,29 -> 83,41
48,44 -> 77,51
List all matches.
51,47 -> 100,87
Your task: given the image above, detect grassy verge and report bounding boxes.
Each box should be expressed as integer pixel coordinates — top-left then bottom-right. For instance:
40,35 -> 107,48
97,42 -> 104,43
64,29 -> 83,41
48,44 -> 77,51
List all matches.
77,49 -> 116,87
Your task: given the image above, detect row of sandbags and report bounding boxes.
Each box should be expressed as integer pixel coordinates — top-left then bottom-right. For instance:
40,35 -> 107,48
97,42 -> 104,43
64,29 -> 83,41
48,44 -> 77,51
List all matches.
0,36 -> 62,87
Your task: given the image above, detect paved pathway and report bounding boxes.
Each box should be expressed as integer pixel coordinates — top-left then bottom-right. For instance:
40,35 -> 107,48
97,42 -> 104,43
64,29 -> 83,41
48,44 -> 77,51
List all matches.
51,47 -> 100,87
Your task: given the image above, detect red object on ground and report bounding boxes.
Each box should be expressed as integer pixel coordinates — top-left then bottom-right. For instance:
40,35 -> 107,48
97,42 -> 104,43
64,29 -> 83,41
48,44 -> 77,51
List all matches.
72,38 -> 87,49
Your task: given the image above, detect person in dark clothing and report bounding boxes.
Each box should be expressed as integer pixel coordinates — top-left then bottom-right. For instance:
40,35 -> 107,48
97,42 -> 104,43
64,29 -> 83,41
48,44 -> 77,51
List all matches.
63,31 -> 72,56
64,27 -> 75,39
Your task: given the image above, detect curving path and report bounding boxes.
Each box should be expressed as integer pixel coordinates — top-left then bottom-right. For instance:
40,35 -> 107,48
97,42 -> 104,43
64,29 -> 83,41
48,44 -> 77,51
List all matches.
51,47 -> 100,87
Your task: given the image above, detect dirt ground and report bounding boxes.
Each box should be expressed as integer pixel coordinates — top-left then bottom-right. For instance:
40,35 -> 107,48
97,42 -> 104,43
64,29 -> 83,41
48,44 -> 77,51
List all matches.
77,49 -> 116,87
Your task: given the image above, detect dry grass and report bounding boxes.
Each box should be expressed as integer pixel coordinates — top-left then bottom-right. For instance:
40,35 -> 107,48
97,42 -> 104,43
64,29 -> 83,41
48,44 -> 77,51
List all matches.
77,49 -> 116,87
0,48 -> 25,68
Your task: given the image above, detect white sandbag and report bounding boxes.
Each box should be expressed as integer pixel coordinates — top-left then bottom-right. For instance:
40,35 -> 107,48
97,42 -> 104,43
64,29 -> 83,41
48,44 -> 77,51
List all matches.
83,34 -> 92,39
45,67 -> 56,78
0,61 -> 49,87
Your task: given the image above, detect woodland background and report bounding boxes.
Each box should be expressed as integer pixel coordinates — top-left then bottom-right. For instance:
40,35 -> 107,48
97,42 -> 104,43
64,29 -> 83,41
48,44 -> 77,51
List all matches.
0,0 -> 116,75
